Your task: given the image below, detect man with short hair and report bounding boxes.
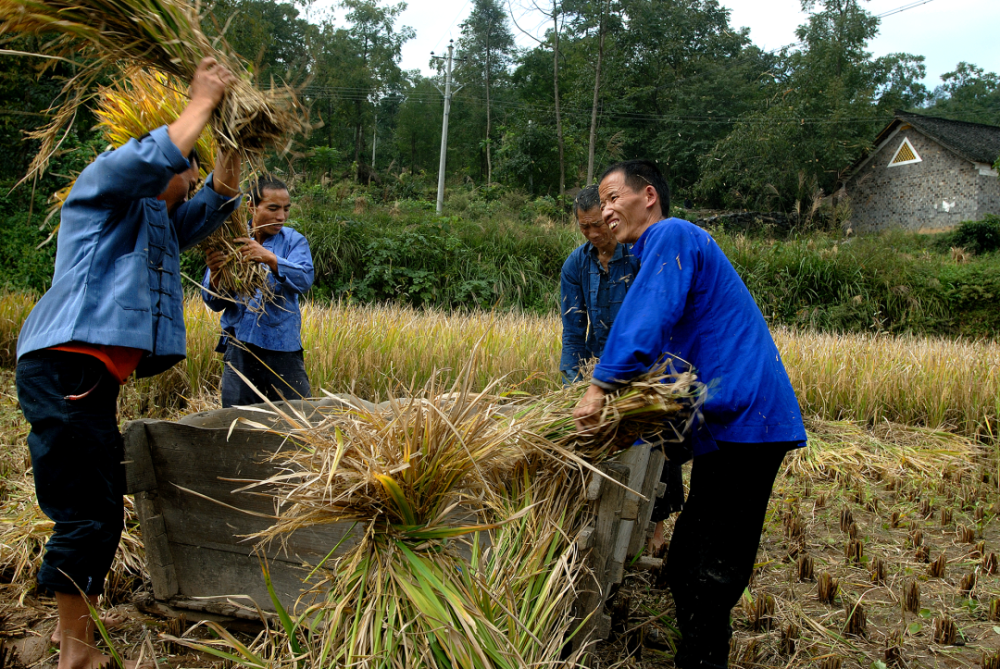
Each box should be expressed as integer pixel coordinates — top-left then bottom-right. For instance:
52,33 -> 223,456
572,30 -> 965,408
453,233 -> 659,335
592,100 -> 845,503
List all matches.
15,57 -> 241,669
574,159 -> 806,669
560,184 -> 640,382
202,175 -> 314,407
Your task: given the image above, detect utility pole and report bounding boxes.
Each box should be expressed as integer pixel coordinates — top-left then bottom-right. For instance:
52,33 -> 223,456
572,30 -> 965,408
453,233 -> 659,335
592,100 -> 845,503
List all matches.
432,41 -> 463,215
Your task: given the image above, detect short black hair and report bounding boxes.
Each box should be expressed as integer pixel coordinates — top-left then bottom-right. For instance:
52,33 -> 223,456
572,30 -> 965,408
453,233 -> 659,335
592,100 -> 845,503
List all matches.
600,159 -> 671,216
249,175 -> 289,207
573,185 -> 601,217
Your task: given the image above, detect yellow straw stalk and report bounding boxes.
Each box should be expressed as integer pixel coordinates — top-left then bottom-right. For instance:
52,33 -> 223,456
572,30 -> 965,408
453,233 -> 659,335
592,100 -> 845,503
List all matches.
0,0 -> 310,181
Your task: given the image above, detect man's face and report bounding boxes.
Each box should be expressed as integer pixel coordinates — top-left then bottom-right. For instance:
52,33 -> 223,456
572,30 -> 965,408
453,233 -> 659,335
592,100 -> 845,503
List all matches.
576,207 -> 617,252
158,162 -> 200,214
599,171 -> 654,244
252,188 -> 291,240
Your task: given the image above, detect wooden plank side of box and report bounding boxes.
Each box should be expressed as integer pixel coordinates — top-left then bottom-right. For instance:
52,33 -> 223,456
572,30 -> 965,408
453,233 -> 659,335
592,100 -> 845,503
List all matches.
166,542 -> 321,614
136,420 -> 360,612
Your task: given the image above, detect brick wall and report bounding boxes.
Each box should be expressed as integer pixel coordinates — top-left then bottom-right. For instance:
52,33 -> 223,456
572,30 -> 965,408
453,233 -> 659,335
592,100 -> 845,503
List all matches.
978,169 -> 1000,216
844,128 -> 995,232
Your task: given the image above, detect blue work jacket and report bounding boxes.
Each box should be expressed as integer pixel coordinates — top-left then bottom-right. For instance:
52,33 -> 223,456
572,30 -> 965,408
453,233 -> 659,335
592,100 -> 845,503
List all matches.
201,225 -> 314,352
593,218 -> 807,455
559,241 -> 639,382
16,126 -> 240,378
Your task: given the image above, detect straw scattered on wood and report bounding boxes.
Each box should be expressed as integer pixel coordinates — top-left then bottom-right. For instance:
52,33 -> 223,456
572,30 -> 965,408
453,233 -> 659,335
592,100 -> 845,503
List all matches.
180,360 -> 703,666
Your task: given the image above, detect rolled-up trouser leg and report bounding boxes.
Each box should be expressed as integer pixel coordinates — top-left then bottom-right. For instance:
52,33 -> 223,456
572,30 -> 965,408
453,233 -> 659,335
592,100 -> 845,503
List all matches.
667,441 -> 791,669
221,342 -> 310,408
16,351 -> 124,597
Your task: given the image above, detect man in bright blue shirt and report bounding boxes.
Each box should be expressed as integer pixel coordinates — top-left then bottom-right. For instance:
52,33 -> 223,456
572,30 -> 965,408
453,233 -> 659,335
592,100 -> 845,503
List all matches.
202,175 -> 314,407
574,160 -> 806,669
560,185 -> 640,382
15,58 -> 240,669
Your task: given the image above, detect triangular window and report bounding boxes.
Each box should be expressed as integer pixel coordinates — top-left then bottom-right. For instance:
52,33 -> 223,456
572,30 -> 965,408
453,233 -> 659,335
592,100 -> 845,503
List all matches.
888,137 -> 921,167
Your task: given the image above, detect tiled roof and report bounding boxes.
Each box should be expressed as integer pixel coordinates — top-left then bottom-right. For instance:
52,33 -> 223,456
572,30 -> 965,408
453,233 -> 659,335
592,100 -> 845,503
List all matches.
890,111 -> 1000,164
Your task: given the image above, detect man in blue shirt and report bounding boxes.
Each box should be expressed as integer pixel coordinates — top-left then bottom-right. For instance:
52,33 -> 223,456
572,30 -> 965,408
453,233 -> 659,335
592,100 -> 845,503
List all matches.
574,160 -> 806,669
202,176 -> 314,407
15,58 -> 240,669
560,185 -> 640,382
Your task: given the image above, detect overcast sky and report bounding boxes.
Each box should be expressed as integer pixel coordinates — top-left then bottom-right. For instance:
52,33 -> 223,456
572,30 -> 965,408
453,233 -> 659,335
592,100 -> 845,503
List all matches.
306,0 -> 998,92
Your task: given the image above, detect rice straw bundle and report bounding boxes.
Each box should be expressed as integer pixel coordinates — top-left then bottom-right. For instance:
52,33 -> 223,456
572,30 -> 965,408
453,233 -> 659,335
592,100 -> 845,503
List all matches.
46,67 -> 274,299
199,203 -> 275,303
0,0 -> 310,181
184,361 -> 703,666
514,362 -> 705,462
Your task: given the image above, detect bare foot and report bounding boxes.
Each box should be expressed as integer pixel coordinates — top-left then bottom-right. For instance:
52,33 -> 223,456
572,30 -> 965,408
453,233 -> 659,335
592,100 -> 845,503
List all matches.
58,646 -> 143,669
647,519 -> 667,556
52,610 -> 127,644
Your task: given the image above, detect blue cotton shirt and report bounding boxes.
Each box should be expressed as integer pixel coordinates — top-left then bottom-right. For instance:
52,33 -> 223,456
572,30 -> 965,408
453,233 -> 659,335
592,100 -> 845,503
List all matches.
560,242 -> 640,382
16,126 -> 240,377
201,225 -> 314,352
593,218 -> 807,455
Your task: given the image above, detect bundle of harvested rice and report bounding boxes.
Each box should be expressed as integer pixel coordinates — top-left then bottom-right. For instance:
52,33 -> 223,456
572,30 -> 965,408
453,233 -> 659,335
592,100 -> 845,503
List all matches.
197,203 -> 273,303
49,68 -> 273,299
95,68 -> 216,177
0,0 -> 309,181
179,363 -> 702,666
515,362 -> 704,462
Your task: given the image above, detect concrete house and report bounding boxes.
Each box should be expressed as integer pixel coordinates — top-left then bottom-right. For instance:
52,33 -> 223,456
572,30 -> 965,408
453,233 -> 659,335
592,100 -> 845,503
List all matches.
843,111 -> 1000,232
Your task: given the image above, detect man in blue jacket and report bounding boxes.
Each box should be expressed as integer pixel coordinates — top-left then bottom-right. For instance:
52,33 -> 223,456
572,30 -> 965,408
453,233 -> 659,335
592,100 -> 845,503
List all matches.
202,175 -> 314,407
560,185 -> 640,382
15,58 -> 241,669
574,160 -> 806,669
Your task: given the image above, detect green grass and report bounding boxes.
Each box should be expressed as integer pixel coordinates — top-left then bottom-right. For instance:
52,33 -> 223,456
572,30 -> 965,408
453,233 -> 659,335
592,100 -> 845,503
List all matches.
9,179 -> 1000,334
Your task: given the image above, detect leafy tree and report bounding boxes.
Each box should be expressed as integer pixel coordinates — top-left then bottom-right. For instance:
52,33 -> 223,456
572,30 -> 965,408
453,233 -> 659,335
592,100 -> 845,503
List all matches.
310,0 -> 414,181
201,0 -> 316,83
923,62 -> 1000,126
394,77 -> 442,175
694,0 -> 926,210
456,0 -> 515,184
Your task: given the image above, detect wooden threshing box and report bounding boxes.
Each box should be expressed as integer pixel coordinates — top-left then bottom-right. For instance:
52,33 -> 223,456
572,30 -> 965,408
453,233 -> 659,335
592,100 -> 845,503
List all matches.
123,400 -> 668,641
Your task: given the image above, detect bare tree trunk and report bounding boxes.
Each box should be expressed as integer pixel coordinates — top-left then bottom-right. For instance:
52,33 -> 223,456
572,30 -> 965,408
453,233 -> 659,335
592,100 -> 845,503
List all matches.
485,31 -> 493,185
552,5 -> 565,197
353,114 -> 363,183
586,0 -> 605,185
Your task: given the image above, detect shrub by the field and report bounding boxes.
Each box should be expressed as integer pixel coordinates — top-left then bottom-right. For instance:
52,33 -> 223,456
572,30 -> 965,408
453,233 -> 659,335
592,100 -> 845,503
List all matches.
10,178 -> 1000,336
939,215 -> 1000,255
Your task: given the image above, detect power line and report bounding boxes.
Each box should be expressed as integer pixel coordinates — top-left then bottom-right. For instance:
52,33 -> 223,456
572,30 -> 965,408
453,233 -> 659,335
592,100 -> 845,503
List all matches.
876,0 -> 937,18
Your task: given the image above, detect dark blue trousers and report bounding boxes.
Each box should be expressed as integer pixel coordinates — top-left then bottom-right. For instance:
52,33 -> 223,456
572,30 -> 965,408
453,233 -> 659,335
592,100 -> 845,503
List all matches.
15,350 -> 124,596
220,342 -> 310,408
667,441 -> 792,669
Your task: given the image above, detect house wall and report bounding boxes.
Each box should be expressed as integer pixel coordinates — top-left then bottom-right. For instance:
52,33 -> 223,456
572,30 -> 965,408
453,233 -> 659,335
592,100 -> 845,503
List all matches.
978,166 -> 1000,217
844,127 -> 994,232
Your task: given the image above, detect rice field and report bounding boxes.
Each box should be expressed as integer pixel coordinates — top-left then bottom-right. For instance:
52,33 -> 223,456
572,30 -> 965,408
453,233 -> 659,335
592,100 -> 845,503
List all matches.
0,292 -> 998,436
1,292 -> 999,668
126,296 -> 1000,440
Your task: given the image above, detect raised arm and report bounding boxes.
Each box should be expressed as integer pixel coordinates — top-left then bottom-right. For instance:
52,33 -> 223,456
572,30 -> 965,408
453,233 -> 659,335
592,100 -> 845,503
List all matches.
167,58 -> 233,159
201,250 -> 232,312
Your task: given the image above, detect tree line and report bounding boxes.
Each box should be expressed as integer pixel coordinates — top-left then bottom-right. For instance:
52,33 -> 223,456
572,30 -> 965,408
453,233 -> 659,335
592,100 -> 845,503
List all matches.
1,0 -> 998,210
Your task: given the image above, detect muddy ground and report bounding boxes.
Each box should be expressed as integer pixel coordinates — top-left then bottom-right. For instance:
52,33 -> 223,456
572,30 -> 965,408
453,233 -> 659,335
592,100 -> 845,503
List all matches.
1,369 -> 998,669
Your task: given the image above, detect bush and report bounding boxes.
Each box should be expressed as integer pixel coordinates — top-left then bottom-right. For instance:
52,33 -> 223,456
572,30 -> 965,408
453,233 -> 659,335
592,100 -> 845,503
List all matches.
941,215 -> 1000,255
